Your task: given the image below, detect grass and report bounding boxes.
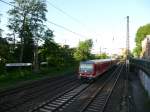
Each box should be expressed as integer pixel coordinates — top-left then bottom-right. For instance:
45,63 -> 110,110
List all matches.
0,65 -> 77,91
145,98 -> 150,111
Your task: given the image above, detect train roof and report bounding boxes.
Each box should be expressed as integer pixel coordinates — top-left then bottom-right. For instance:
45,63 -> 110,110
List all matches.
80,59 -> 113,64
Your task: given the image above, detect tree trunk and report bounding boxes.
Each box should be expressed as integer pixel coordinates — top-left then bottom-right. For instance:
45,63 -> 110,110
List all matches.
19,36 -> 23,63
13,32 -> 16,50
19,14 -> 26,63
33,41 -> 39,73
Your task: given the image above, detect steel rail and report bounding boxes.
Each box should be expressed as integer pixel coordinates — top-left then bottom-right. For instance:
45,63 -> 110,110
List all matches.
31,65 -> 121,112
79,64 -> 124,112
0,75 -> 78,112
31,83 -> 90,112
0,75 -> 75,97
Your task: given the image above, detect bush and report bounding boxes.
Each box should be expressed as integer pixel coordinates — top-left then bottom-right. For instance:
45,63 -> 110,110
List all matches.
0,57 -> 6,73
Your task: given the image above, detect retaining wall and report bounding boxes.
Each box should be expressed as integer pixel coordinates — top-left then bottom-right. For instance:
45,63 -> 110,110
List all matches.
138,70 -> 150,97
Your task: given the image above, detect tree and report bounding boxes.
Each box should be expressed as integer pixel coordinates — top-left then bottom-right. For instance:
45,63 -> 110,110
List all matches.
0,37 -> 10,60
95,53 -> 109,59
28,0 -> 47,72
134,24 -> 150,57
0,15 -> 10,71
22,23 -> 34,62
38,29 -> 54,64
132,46 -> 141,57
0,14 -> 2,39
74,39 -> 93,61
7,0 -> 32,63
39,34 -> 76,68
7,0 -> 49,72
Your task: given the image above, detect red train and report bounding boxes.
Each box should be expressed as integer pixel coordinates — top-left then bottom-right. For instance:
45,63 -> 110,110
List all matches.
78,59 -> 117,80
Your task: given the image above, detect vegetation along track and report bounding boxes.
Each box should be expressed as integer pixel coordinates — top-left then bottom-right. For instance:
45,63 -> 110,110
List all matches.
79,64 -> 124,112
30,65 -> 121,112
0,74 -> 79,112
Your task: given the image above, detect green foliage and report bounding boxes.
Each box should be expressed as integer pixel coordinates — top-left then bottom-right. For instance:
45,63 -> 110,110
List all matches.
136,24 -> 150,45
0,37 -> 10,72
0,14 -> 2,38
0,0 -> 77,76
0,14 -> 9,72
74,39 -> 93,61
39,38 -> 75,68
134,24 -> 150,57
8,22 -> 35,63
95,53 -> 109,59
132,46 -> 141,57
7,0 -> 50,72
28,0 -> 48,72
0,66 -> 76,91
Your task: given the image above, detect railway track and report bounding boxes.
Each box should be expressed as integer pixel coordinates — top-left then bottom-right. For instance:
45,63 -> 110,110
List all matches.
0,74 -> 75,96
31,83 -> 90,112
79,64 -> 124,112
0,74 -> 79,112
0,64 -> 124,112
30,65 -> 121,112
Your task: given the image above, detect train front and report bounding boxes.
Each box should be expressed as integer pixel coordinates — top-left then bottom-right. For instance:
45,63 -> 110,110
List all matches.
78,61 -> 95,80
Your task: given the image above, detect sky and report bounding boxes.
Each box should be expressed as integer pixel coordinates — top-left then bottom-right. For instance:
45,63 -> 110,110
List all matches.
0,0 -> 150,55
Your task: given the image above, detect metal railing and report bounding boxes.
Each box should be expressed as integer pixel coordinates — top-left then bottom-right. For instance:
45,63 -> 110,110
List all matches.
130,58 -> 150,75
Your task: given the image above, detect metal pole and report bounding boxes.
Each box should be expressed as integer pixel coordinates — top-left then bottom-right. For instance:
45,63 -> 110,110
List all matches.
126,16 -> 129,58
126,16 -> 130,112
126,16 -> 130,72
100,46 -> 101,55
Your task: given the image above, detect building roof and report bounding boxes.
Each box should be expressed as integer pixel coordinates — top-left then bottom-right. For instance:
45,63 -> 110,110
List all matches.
80,59 -> 112,64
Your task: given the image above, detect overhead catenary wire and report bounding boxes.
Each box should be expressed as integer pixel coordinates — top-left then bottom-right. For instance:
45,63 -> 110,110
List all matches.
46,20 -> 86,38
46,0 -> 84,26
46,0 -> 94,38
0,0 -> 87,38
0,0 -> 15,7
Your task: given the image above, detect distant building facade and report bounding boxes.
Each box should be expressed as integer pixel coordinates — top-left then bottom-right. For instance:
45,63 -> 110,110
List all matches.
58,43 -> 69,48
141,35 -> 150,59
119,48 -> 127,58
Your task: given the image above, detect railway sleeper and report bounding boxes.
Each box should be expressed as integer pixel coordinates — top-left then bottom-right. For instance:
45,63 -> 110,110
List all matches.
39,108 -> 52,112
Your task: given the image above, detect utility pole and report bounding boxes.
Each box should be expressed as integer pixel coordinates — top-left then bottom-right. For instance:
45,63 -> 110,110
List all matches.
126,16 -> 130,72
126,16 -> 130,59
100,46 -> 101,55
112,36 -> 115,59
126,16 -> 130,112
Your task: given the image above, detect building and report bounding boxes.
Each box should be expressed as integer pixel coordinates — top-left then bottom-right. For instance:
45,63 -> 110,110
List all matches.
141,35 -> 150,59
58,43 -> 69,48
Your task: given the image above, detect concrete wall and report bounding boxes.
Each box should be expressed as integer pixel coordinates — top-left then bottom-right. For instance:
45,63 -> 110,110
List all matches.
139,70 -> 150,97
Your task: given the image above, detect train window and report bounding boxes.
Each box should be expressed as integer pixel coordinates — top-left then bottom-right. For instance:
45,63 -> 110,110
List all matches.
79,64 -> 93,72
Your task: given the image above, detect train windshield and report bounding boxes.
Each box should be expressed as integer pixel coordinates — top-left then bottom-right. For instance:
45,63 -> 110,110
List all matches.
79,64 -> 93,72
